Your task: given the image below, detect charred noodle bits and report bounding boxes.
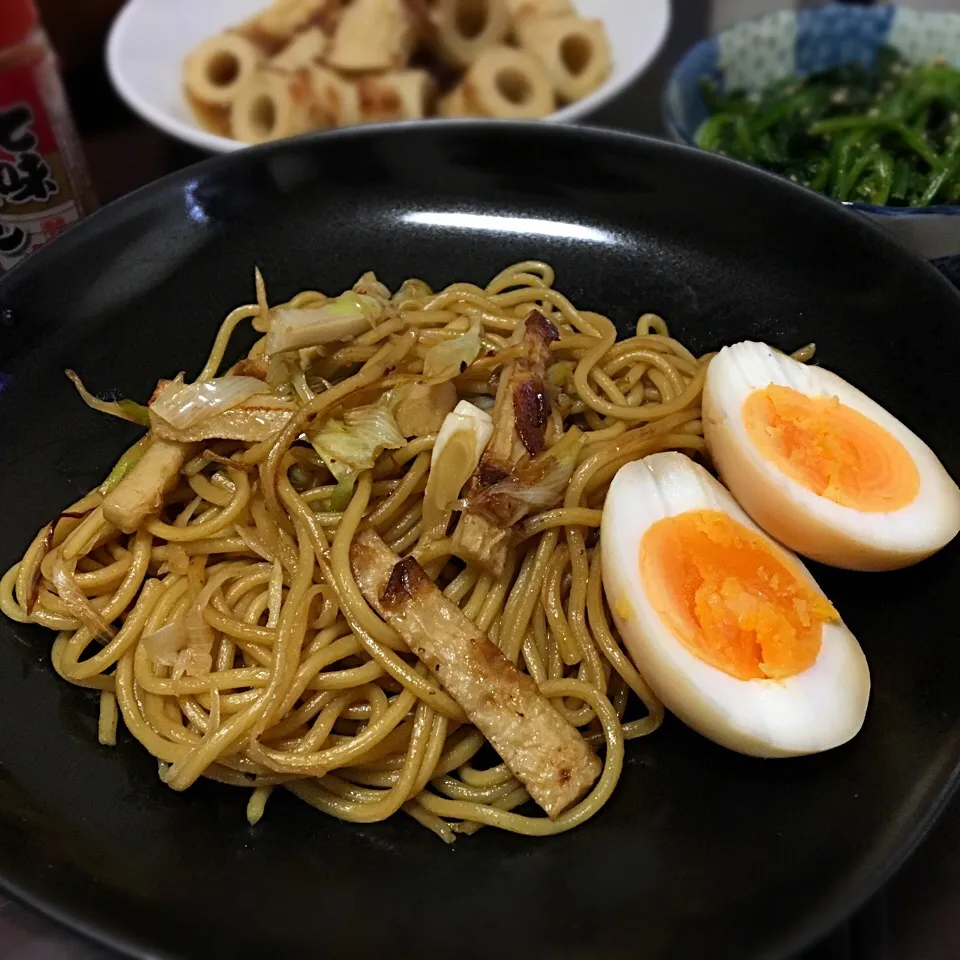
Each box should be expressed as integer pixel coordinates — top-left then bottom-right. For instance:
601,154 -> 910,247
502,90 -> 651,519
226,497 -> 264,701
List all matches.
2,260 -> 727,840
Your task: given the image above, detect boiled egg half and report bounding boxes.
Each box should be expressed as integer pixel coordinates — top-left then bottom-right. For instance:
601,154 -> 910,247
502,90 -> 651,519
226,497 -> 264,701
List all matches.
704,342 -> 960,571
601,452 -> 869,757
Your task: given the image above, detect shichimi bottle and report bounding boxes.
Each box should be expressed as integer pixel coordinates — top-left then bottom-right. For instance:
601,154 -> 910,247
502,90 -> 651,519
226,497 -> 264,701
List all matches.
0,0 -> 96,273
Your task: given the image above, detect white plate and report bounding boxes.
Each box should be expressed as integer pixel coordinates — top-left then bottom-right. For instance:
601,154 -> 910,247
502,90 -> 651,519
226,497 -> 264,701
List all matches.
106,0 -> 672,154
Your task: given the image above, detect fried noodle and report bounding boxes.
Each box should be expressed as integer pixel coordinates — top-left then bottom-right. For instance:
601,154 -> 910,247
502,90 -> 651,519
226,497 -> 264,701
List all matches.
0,261 -> 728,840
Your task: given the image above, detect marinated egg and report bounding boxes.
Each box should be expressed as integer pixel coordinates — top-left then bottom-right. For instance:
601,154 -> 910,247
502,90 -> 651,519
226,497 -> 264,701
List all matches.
703,342 -> 960,571
601,452 -> 870,758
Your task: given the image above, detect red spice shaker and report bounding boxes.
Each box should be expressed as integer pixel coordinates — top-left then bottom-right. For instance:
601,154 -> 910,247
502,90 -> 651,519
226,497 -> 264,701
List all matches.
0,0 -> 96,273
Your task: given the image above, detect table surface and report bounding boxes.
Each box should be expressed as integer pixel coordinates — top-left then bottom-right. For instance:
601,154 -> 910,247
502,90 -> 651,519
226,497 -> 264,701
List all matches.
3,3 -> 960,958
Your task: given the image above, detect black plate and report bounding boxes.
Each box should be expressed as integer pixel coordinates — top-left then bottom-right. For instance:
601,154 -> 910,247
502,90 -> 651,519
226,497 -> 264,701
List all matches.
1,122 -> 959,960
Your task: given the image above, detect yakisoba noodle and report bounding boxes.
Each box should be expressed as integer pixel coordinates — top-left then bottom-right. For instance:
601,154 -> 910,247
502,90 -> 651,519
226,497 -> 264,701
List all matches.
0,261 -> 782,841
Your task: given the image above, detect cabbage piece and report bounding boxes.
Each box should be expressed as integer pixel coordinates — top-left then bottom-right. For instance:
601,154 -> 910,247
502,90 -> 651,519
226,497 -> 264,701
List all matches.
392,278 -> 432,305
150,376 -> 267,429
51,556 -> 116,640
265,292 -> 382,356
422,318 -> 483,382
309,392 -> 405,483
66,370 -> 150,426
142,618 -> 213,678
142,621 -> 184,664
353,271 -> 391,301
149,394 -> 295,443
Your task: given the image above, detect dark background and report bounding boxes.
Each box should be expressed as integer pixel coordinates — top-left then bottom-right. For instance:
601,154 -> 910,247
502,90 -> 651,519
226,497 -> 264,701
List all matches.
2,1 -> 959,957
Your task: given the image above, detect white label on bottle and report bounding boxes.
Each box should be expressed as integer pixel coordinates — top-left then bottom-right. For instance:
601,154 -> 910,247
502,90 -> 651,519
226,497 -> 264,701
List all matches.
0,198 -> 81,272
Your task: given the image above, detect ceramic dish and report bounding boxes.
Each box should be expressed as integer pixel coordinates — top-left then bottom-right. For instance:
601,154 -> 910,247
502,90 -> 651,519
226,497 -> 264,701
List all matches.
2,122 -> 960,959
663,2 -> 960,258
106,0 -> 671,153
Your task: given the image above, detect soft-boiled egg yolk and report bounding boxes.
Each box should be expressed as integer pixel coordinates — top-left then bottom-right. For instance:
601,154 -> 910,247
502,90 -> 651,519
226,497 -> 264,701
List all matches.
601,452 -> 870,758
641,509 -> 836,681
703,342 -> 960,571
742,385 -> 919,512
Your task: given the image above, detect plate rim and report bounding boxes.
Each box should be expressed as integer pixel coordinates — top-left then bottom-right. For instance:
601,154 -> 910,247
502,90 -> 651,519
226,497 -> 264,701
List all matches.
6,117 -> 960,305
2,120 -> 960,960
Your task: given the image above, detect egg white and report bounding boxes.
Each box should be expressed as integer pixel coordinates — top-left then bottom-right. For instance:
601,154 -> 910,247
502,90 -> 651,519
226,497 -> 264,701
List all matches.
703,341 -> 960,571
601,451 -> 870,758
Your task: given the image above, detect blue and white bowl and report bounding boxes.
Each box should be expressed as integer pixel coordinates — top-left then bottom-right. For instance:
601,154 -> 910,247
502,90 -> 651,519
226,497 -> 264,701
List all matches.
663,3 -> 960,259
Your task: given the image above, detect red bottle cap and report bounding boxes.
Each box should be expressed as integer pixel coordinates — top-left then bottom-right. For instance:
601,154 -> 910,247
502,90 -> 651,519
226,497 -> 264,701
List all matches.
0,0 -> 39,49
